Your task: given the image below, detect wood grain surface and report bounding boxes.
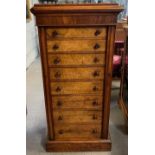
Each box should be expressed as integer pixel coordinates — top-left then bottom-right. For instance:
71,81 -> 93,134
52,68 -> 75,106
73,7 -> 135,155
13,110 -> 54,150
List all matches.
52,95 -> 103,110
46,140 -> 111,152
53,110 -> 102,124
47,40 -> 106,53
49,67 -> 104,81
51,81 -> 103,95
54,123 -> 101,141
46,27 -> 106,39
48,53 -> 105,66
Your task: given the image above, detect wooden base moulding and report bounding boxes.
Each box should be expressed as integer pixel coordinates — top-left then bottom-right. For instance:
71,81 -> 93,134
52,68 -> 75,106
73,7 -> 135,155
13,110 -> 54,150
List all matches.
46,138 -> 111,152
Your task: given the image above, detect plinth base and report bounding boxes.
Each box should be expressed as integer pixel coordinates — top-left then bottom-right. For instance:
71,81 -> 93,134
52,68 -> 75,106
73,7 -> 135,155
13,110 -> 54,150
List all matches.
46,137 -> 111,152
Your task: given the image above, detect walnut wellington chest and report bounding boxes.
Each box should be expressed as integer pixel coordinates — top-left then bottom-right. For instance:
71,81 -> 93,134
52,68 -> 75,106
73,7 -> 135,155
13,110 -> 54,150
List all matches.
31,3 -> 123,152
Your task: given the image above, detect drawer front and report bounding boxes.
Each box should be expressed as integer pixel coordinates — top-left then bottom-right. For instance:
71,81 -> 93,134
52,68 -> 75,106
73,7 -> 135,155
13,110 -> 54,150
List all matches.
52,95 -> 103,110
51,81 -> 103,95
54,124 -> 101,141
48,54 -> 105,66
50,67 -> 104,80
53,110 -> 102,124
47,40 -> 106,53
46,28 -> 107,39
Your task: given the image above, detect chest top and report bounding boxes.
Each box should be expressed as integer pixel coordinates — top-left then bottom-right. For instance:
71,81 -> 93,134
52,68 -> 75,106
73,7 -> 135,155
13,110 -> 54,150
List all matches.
31,3 -> 123,27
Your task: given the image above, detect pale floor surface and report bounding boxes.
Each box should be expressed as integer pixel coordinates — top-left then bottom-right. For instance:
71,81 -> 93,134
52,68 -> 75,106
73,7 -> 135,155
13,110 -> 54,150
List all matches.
26,57 -> 128,155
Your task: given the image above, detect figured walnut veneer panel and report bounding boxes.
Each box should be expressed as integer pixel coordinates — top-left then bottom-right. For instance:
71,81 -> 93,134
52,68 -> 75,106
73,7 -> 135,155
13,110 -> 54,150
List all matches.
47,39 -> 106,53
51,81 -> 103,95
50,67 -> 104,80
53,110 -> 102,124
54,123 -> 101,141
52,95 -> 103,110
46,27 -> 106,39
48,53 -> 105,66
36,14 -> 117,26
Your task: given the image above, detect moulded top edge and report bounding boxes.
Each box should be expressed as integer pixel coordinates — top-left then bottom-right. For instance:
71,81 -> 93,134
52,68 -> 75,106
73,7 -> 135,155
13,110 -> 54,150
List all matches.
31,3 -> 124,15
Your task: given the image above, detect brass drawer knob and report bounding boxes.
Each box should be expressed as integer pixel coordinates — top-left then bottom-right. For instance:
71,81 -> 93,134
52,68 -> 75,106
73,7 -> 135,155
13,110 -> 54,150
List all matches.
52,30 -> 58,37
58,116 -> 63,120
93,86 -> 98,91
57,101 -> 62,106
92,101 -> 98,106
58,130 -> 63,134
93,57 -> 99,63
53,57 -> 61,64
55,71 -> 61,78
92,114 -> 97,120
92,129 -> 97,134
56,86 -> 61,92
94,30 -> 101,36
94,43 -> 100,50
93,71 -> 100,77
53,44 -> 59,50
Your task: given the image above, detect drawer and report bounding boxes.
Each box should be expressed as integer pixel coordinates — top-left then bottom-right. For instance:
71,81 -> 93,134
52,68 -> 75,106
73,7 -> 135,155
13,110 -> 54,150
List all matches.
46,27 -> 107,39
52,95 -> 103,110
53,110 -> 102,124
51,81 -> 103,95
54,124 -> 101,141
48,54 -> 105,66
50,67 -> 104,80
47,40 -> 106,53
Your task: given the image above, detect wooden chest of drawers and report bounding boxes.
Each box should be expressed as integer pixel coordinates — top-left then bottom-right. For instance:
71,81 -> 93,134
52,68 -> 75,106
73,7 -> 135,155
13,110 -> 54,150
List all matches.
31,3 -> 123,152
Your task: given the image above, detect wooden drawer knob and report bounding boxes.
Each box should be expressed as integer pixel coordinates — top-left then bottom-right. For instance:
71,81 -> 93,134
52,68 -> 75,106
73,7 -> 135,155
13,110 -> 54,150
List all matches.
55,71 -> 61,78
53,44 -> 59,50
92,129 -> 97,134
58,116 -> 63,121
94,30 -> 101,36
52,30 -> 58,37
53,57 -> 61,64
56,86 -> 61,92
94,43 -> 100,49
92,101 -> 98,106
92,114 -> 98,120
93,57 -> 99,63
93,86 -> 98,91
93,71 -> 100,77
57,101 -> 62,106
58,130 -> 63,134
